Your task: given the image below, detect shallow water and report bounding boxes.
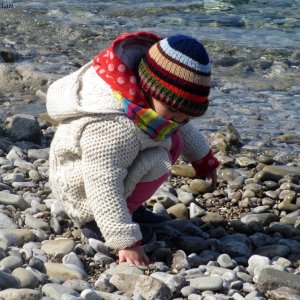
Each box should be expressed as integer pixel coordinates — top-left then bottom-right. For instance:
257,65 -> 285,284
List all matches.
0,0 -> 300,153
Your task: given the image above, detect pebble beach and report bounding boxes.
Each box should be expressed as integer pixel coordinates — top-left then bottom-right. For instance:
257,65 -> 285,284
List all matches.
0,1 -> 300,300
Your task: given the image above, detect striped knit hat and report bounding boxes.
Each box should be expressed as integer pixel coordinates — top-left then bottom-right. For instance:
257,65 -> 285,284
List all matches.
138,35 -> 211,116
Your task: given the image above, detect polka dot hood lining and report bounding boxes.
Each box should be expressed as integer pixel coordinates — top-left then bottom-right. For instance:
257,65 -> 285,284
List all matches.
93,31 -> 162,108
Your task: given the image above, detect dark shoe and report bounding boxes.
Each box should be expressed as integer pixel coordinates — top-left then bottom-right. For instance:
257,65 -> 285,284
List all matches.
140,224 -> 156,245
82,221 -> 155,245
82,221 -> 104,241
132,205 -> 170,227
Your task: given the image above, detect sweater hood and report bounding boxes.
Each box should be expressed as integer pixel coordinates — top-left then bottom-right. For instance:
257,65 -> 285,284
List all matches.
46,31 -> 161,122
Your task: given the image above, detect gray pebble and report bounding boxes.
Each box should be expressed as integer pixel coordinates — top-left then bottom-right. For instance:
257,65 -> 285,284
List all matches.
81,289 -> 102,300
94,253 -> 114,266
150,272 -> 186,293
63,279 -> 91,293
50,216 -> 62,234
0,212 -> 17,229
188,294 -> 203,300
176,188 -> 195,205
188,275 -> 223,291
0,270 -> 20,288
12,267 -> 40,288
0,192 -> 29,210
0,288 -> 42,300
247,255 -> 271,276
94,276 -> 115,293
254,244 -> 290,258
63,252 -> 84,270
28,148 -> 50,160
51,200 -> 68,218
26,266 -> 46,283
0,253 -> 23,271
181,286 -> 197,297
25,214 -> 50,231
28,257 -> 45,272
42,283 -> 80,300
88,238 -> 111,256
217,254 -> 235,269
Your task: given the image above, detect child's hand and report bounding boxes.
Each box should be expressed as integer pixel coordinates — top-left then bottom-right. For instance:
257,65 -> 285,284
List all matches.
118,246 -> 149,266
192,149 -> 219,191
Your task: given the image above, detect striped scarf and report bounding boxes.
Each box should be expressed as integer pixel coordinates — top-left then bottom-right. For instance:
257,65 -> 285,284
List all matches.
114,92 -> 181,141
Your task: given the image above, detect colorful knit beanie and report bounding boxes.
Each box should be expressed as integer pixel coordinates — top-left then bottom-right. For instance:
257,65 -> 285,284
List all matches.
138,35 -> 211,117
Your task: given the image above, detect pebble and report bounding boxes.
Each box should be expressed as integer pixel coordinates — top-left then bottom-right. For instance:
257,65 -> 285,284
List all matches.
41,239 -> 75,257
217,254 -> 235,269
190,179 -> 210,194
12,267 -> 40,288
0,253 -> 24,271
240,213 -> 279,226
105,263 -> 144,276
0,288 -> 42,300
254,244 -> 290,258
25,214 -> 50,231
63,279 -> 91,293
0,192 -> 29,210
42,283 -> 80,300
257,268 -> 300,293
150,272 -> 185,293
0,270 -> 20,289
267,286 -> 300,300
189,202 -> 206,218
0,212 -> 17,229
167,203 -> 189,219
188,276 -> 223,291
44,262 -> 87,281
109,273 -> 172,299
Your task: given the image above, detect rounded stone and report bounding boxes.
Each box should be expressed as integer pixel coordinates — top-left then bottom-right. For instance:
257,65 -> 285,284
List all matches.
0,254 -> 23,271
25,215 -> 50,231
0,288 -> 42,300
63,279 -> 91,293
167,203 -> 189,220
190,179 -> 210,194
188,275 -> 223,291
217,254 -> 235,269
181,286 -> 196,297
41,239 -> 75,257
12,267 -> 40,288
242,190 -> 255,199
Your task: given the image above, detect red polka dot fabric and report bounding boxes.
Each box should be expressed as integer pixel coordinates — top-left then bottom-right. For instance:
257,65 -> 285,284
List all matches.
93,31 -> 162,108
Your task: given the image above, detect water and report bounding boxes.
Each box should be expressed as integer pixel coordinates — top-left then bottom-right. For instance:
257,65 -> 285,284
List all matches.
0,0 -> 300,154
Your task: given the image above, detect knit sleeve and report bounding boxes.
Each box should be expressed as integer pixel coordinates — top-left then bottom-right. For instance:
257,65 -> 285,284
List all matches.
180,122 -> 210,162
80,119 -> 142,250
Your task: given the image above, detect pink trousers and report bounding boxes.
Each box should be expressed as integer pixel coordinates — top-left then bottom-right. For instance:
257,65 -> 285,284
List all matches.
126,131 -> 183,213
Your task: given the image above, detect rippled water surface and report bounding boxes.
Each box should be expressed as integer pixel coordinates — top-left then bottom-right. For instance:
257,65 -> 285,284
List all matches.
0,0 -> 300,153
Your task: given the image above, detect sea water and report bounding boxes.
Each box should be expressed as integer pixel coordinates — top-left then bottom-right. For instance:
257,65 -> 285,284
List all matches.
0,0 -> 299,153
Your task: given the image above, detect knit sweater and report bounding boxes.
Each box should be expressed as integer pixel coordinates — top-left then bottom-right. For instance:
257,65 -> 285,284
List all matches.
47,68 -> 211,250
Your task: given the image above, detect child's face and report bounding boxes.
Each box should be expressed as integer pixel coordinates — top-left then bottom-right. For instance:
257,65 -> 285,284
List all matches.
150,97 -> 191,123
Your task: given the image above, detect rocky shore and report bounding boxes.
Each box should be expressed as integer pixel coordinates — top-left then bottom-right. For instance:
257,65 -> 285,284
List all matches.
1,3 -> 300,297
0,112 -> 299,300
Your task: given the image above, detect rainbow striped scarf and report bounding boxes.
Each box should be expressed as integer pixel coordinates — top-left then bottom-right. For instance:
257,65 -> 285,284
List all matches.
114,92 -> 181,141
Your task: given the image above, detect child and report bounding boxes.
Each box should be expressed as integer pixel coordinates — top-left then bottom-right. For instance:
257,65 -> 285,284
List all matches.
47,31 -> 219,266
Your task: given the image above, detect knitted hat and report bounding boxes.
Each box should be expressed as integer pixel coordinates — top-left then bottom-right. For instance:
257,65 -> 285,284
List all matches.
138,35 -> 211,116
